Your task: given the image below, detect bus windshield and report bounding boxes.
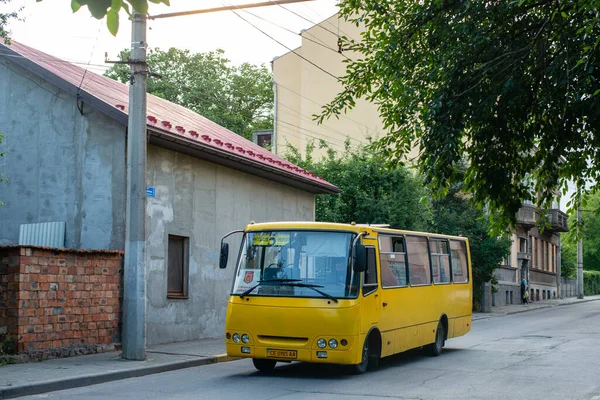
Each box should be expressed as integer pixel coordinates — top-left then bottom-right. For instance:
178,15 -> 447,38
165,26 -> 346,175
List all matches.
231,231 -> 359,299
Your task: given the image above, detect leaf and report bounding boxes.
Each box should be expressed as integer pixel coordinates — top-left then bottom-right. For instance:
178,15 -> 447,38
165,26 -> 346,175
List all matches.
71,0 -> 82,12
87,0 -> 112,19
106,8 -> 119,36
126,0 -> 149,14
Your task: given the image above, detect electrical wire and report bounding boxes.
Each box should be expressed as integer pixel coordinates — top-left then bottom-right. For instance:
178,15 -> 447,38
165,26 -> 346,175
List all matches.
266,0 -> 341,38
224,4 -> 339,80
77,21 -> 104,92
275,80 -> 383,138
241,8 -> 347,57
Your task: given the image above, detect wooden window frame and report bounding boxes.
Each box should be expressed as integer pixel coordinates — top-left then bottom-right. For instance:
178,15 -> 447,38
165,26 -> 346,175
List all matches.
167,234 -> 189,299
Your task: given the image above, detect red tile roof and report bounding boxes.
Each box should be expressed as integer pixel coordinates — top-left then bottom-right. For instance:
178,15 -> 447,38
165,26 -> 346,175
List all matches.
2,41 -> 337,193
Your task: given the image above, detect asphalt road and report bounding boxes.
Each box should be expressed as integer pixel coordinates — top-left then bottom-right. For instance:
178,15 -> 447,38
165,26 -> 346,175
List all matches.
26,302 -> 600,400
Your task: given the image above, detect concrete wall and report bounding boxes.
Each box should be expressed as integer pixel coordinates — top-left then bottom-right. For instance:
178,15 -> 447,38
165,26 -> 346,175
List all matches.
144,146 -> 315,344
0,59 -> 126,250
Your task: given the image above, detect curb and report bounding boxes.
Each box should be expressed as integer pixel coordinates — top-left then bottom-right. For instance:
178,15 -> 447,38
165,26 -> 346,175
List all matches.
475,297 -> 600,321
0,354 -> 241,399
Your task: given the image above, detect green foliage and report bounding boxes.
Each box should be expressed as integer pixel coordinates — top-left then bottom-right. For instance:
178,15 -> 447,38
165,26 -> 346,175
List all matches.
584,270 -> 600,295
42,0 -> 170,35
561,243 -> 577,278
285,140 -> 432,231
104,47 -> 273,139
1,0 -> 21,42
563,190 -> 600,272
322,0 -> 600,235
428,175 -> 511,308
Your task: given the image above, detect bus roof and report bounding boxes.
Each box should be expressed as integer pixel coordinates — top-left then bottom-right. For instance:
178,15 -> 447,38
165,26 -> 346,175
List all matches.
243,221 -> 469,241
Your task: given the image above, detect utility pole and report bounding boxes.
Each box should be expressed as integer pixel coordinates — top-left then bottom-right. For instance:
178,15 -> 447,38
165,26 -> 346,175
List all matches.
577,203 -> 584,299
119,0 -> 315,361
122,11 -> 148,361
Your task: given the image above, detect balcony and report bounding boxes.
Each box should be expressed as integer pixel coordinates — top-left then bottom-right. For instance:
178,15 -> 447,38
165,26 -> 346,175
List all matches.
516,203 -> 538,230
546,209 -> 569,233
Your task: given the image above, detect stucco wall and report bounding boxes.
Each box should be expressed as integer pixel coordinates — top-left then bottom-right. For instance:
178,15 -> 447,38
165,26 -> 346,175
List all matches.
0,59 -> 126,250
0,57 -> 317,346
144,146 -> 315,344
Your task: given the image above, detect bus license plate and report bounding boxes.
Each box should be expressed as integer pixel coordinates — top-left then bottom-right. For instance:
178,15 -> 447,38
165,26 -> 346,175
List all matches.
266,349 -> 297,359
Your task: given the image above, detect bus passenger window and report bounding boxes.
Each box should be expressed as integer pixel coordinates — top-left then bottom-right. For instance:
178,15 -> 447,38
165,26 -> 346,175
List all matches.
378,236 -> 407,288
451,240 -> 469,283
406,236 -> 431,286
431,239 -> 451,284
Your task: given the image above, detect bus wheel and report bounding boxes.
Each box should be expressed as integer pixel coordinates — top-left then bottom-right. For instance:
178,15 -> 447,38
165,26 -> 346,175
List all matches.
252,358 -> 276,372
425,321 -> 445,357
351,334 -> 379,374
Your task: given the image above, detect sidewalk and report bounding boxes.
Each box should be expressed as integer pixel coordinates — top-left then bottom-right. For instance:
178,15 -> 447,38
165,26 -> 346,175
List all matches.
0,337 -> 232,399
473,294 -> 600,321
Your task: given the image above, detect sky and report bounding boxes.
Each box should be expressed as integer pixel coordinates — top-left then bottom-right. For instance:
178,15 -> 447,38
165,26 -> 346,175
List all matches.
3,0 -> 340,73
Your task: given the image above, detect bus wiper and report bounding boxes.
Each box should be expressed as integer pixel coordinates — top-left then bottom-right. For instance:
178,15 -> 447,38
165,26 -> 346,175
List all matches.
239,279 -> 302,298
284,283 -> 339,303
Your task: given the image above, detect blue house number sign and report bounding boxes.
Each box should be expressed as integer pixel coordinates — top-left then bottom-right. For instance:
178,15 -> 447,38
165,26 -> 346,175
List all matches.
146,187 -> 156,197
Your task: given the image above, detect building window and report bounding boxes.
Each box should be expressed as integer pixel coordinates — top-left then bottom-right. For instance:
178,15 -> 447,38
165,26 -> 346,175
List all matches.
252,129 -> 273,150
168,235 -> 189,298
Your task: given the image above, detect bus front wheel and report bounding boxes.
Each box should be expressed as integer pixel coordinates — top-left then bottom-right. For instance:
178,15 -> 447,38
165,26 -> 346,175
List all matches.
351,334 -> 379,374
252,358 -> 276,372
425,321 -> 445,357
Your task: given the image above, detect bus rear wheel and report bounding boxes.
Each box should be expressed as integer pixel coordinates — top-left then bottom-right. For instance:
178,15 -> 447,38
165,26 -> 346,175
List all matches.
252,358 -> 276,372
425,321 -> 445,357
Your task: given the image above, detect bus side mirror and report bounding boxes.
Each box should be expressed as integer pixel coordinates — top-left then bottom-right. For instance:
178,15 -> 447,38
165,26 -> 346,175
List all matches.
219,243 -> 229,269
353,244 -> 366,273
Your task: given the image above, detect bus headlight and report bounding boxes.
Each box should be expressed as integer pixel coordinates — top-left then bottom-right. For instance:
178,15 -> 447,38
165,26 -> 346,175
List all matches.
241,334 -> 250,343
232,333 -> 241,343
328,339 -> 338,349
317,338 -> 327,348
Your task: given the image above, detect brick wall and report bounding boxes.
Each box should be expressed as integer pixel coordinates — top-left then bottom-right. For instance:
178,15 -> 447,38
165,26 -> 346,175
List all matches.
0,246 -> 123,359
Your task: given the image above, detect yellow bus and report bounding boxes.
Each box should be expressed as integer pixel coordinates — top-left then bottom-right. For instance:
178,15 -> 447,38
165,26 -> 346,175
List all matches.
219,221 -> 472,373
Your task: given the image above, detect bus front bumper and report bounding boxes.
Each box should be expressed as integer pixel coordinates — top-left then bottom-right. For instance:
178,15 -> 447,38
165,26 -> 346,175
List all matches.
226,343 -> 358,365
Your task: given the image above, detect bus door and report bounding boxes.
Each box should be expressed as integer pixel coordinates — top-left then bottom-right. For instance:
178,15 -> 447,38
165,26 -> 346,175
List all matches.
360,246 -> 381,339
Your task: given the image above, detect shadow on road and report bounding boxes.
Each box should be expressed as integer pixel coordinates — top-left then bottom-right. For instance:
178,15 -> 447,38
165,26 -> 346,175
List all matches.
230,347 -> 463,380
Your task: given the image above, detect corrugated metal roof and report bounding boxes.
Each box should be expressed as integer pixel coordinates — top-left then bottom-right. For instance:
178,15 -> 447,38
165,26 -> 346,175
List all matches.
1,41 -> 338,194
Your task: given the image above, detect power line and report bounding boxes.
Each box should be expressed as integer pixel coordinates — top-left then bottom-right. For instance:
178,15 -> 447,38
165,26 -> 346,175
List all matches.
241,8 -> 346,57
78,21 -> 104,93
274,80 -> 384,138
277,102 -> 366,143
266,0 -> 341,38
225,4 -> 339,80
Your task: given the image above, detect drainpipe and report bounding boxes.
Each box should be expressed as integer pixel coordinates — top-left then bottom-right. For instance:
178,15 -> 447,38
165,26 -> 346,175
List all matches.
557,235 -> 562,298
271,77 -> 278,155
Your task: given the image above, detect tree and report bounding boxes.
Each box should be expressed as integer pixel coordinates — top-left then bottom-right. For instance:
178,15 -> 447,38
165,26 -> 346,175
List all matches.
42,0 -> 170,35
320,0 -> 600,234
428,175 -> 511,308
285,140 -> 432,231
561,243 -> 577,278
104,47 -> 273,140
561,190 -> 600,272
1,0 -> 20,42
